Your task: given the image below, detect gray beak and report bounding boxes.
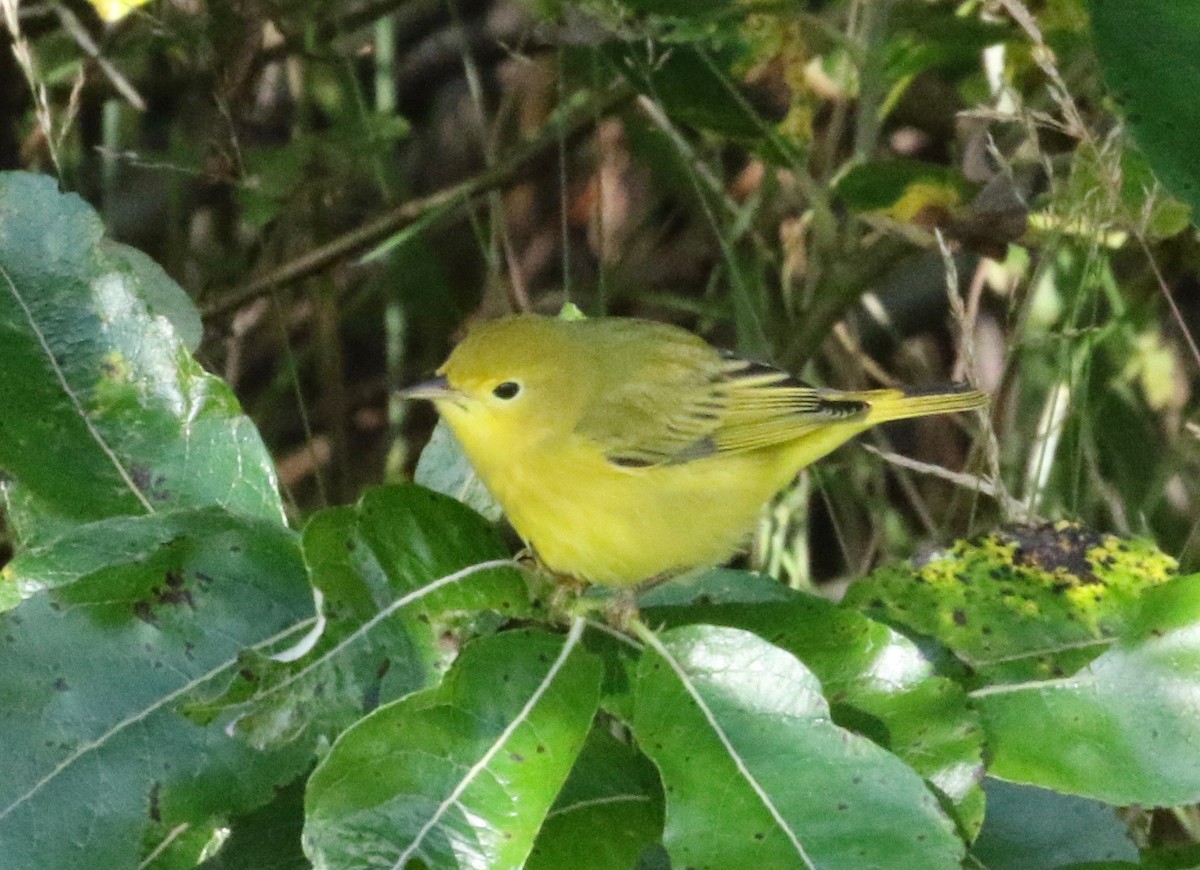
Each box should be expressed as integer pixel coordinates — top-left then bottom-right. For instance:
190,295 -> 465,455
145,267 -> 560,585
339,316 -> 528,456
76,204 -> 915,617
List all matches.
396,375 -> 458,401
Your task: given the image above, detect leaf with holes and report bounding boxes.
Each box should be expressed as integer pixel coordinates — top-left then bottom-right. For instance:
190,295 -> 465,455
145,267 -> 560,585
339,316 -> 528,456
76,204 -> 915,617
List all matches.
184,484 -> 527,752
0,509 -> 313,870
0,171 -> 283,547
633,625 -> 963,870
304,626 -> 602,870
973,574 -> 1200,806
844,522 -> 1177,683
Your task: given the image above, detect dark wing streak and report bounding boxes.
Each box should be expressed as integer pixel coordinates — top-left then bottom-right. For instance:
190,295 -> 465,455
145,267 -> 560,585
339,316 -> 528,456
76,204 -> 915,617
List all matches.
602,353 -> 870,468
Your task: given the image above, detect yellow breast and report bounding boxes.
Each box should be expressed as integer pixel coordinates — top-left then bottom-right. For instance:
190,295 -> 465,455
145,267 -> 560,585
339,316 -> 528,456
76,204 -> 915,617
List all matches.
475,436 -> 801,586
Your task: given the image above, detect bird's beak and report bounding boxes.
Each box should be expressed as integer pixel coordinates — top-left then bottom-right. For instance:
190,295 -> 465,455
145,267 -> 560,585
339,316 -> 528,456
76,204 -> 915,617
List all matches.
396,375 -> 458,401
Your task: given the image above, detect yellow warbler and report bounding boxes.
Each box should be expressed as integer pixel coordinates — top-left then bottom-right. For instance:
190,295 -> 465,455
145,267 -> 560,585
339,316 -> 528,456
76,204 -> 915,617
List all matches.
400,314 -> 986,587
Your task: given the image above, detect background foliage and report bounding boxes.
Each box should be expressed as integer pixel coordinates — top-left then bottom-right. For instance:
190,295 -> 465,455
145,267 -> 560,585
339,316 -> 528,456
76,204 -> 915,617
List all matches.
3,0 -> 1200,867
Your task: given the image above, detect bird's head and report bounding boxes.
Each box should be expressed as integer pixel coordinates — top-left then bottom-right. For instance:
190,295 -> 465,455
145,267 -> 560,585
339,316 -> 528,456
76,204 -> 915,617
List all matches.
398,315 -> 588,455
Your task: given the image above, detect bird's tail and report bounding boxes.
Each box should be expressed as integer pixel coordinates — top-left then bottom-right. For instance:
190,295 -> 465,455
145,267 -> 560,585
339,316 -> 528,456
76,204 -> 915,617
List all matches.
853,383 -> 988,425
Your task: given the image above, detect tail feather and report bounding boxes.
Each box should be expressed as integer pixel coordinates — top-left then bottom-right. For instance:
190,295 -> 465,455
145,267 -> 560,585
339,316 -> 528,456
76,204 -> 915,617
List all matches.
854,384 -> 988,425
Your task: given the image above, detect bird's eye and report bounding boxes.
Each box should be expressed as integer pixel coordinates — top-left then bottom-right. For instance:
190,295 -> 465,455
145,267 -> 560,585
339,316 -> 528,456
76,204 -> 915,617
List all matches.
492,381 -> 521,400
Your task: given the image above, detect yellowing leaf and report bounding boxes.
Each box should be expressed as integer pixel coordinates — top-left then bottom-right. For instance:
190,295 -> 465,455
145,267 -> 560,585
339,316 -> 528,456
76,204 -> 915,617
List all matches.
1122,331 -> 1181,411
89,0 -> 154,23
888,180 -> 961,224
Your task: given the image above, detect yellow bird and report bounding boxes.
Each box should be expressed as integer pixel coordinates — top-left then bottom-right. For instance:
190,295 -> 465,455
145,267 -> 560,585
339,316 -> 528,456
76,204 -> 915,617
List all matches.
400,314 -> 986,587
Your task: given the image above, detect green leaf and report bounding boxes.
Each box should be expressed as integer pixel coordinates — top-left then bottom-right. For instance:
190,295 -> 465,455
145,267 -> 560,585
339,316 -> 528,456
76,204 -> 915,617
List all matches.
643,578 -> 985,836
199,774 -> 309,870
638,566 -> 796,607
0,171 -> 284,547
1091,1 -> 1200,219
0,510 -> 314,870
304,625 -> 602,870
974,574 -> 1200,806
1139,844 -> 1200,870
834,159 -> 969,214
637,47 -> 762,139
526,725 -> 664,870
970,778 -> 1137,870
633,625 -> 964,869
189,484 -> 526,751
844,522 -> 1177,682
99,239 -> 203,352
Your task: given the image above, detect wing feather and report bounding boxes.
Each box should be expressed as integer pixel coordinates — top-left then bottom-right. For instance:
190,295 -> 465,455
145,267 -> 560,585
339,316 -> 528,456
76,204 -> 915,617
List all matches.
575,339 -> 868,467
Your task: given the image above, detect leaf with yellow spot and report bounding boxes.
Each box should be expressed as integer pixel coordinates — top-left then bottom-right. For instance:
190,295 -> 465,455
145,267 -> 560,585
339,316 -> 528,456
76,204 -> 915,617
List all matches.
88,0 -> 155,23
843,521 -> 1177,685
1121,330 -> 1181,411
835,159 -> 969,226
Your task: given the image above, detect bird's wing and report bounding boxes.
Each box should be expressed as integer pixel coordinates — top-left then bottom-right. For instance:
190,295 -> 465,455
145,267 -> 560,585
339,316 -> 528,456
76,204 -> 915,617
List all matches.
576,346 -> 870,467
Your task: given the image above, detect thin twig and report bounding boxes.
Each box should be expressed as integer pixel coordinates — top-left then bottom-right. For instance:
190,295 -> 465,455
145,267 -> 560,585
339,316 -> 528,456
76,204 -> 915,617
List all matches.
862,444 -> 1027,518
203,80 -> 635,319
53,3 -> 146,111
1136,231 -> 1200,374
935,229 -> 1010,517
3,0 -> 61,174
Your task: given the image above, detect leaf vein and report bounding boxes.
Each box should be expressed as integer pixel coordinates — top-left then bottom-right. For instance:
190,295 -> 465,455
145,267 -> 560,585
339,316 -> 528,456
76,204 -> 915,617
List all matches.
0,261 -> 156,513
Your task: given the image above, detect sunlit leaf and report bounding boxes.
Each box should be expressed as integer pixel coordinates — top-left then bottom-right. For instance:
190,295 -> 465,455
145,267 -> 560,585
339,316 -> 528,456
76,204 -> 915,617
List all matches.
974,574 -> 1200,805
633,625 -> 964,869
845,522 -> 1177,682
0,172 -> 283,548
304,626 -> 602,869
0,510 -> 313,870
187,484 -> 526,752
643,575 -> 985,835
88,0 -> 155,23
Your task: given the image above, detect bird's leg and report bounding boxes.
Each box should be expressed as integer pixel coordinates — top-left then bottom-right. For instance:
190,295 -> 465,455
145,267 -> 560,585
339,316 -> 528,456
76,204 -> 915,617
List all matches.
595,570 -> 688,631
512,546 -> 592,617
598,571 -> 678,631
602,587 -> 641,631
548,573 -> 590,614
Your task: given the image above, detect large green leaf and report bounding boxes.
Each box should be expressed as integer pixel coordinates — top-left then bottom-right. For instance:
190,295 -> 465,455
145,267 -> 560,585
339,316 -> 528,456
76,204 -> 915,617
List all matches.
970,778 -> 1137,870
643,576 -> 985,835
633,625 -> 964,869
1091,1 -> 1200,219
526,725 -> 664,870
188,484 -> 526,752
304,625 -> 602,869
974,574 -> 1200,806
0,171 -> 283,547
0,510 -> 314,870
